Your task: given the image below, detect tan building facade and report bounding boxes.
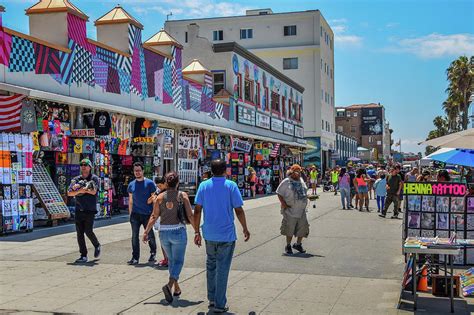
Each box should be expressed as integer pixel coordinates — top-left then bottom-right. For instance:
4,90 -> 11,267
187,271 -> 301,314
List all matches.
336,103 -> 389,161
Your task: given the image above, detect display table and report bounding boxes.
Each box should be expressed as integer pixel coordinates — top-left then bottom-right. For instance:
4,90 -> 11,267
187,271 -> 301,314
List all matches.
403,246 -> 460,313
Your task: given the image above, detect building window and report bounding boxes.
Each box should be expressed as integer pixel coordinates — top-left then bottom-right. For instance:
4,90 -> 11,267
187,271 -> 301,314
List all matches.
185,31 -> 188,43
255,83 -> 261,107
346,110 -> 350,117
264,87 -> 269,111
213,30 -> 223,41
282,96 -> 286,118
321,89 -> 324,100
236,74 -> 242,99
322,120 -> 324,129
369,136 -> 373,143
212,71 -> 225,95
240,28 -> 253,39
283,57 -> 298,70
337,125 -> 343,132
284,25 -> 297,36
244,79 -> 254,104
271,92 -> 280,113
350,125 -> 356,133
320,26 -> 323,37
353,111 -> 358,117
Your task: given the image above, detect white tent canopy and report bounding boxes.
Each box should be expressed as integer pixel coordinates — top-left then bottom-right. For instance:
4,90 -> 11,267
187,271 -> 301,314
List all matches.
420,129 -> 474,149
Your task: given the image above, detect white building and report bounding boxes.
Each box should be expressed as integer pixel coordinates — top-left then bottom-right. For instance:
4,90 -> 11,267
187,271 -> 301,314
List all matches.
165,8 -> 335,169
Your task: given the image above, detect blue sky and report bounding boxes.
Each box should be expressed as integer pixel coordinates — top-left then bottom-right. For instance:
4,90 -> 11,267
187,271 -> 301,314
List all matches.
2,0 -> 474,154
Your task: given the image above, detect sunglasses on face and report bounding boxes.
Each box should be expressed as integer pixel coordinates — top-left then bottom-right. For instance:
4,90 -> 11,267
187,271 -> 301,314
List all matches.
80,164 -> 89,167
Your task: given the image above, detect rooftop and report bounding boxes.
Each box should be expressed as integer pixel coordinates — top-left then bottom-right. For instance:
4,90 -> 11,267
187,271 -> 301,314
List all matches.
336,103 -> 383,110
95,5 -> 143,29
26,0 -> 88,21
182,59 -> 211,75
144,29 -> 183,49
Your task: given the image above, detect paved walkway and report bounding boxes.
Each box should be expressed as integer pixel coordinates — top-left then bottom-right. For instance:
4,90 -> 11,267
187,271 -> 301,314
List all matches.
0,192 -> 472,314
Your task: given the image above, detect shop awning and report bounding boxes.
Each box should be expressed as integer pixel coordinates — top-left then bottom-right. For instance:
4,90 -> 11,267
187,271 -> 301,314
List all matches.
0,82 -> 311,149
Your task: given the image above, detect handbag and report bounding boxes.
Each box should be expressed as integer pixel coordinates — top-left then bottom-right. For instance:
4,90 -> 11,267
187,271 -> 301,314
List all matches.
176,191 -> 190,224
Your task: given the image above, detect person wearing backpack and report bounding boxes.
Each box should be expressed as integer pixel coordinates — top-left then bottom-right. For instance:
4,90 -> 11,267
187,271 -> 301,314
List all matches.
142,172 -> 198,304
373,174 -> 387,213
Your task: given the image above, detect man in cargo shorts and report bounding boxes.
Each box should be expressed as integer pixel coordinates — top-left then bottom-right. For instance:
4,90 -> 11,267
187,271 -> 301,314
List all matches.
277,164 -> 309,255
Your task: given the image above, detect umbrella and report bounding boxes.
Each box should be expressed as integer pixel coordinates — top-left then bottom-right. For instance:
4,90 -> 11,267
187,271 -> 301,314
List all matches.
348,157 -> 361,161
425,148 -> 474,167
420,129 -> 474,149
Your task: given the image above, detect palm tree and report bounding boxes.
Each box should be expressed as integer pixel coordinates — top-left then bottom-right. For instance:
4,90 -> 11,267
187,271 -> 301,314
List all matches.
446,56 -> 474,130
442,96 -> 460,132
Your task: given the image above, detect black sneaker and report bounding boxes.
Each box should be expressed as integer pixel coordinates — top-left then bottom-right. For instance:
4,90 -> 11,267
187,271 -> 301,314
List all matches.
94,245 -> 101,259
148,253 -> 156,262
285,244 -> 293,255
75,256 -> 88,263
379,214 -> 386,218
208,302 -> 215,308
391,215 -> 399,219
214,306 -> 229,313
292,243 -> 306,253
127,258 -> 139,265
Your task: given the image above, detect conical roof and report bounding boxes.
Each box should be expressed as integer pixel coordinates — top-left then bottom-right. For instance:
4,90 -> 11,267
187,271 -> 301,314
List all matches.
182,59 -> 211,75
144,29 -> 182,49
0,5 -> 5,12
26,0 -> 88,21
95,5 -> 143,29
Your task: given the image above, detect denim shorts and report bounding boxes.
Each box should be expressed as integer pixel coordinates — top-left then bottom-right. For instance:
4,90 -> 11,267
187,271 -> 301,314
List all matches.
358,185 -> 368,194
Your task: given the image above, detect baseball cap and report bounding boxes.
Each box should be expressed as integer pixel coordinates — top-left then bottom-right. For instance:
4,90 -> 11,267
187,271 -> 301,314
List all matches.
80,158 -> 93,167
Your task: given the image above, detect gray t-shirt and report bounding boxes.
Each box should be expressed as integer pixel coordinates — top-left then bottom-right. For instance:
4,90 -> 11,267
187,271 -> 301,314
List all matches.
276,178 -> 308,218
21,100 -> 37,133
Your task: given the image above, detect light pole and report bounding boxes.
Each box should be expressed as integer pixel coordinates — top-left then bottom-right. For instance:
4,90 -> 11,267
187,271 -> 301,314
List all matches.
166,12 -> 173,21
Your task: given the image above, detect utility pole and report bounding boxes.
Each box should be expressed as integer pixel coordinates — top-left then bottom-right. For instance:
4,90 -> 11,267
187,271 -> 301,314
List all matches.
166,12 -> 173,21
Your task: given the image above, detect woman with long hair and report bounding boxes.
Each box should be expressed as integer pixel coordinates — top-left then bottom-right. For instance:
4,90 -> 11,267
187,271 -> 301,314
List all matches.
354,168 -> 370,211
143,172 -> 198,304
338,168 -> 351,210
147,176 -> 169,267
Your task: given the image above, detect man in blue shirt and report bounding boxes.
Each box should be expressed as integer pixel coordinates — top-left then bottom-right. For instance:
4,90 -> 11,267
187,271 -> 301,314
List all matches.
127,162 -> 157,265
194,159 -> 250,313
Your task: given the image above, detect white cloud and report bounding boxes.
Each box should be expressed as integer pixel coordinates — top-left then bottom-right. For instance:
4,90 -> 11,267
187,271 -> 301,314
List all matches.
385,22 -> 399,28
330,18 -> 363,48
387,33 -> 474,59
132,0 -> 251,18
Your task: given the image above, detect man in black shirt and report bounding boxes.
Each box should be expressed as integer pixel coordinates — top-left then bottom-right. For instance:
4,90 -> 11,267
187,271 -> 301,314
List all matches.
68,158 -> 101,263
379,166 -> 403,219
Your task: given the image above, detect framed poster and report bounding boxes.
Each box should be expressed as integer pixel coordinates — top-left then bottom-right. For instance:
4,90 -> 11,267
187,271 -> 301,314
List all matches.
237,106 -> 255,126
271,118 -> 283,133
255,113 -> 271,130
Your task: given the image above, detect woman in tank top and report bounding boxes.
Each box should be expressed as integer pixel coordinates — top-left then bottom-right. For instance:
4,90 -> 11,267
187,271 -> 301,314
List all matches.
143,172 -> 198,304
354,168 -> 370,212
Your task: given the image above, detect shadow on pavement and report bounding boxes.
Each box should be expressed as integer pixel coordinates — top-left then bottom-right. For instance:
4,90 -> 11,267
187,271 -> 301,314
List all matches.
282,253 -> 323,258
144,299 -> 203,308
399,291 -> 474,314
66,259 -> 99,267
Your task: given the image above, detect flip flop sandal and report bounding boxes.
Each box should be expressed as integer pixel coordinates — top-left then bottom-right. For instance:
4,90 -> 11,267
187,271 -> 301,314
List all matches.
162,285 -> 173,303
173,291 -> 182,297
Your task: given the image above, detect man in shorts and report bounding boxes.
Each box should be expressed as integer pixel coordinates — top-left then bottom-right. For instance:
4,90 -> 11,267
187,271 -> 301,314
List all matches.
277,164 -> 309,255
309,165 -> 318,195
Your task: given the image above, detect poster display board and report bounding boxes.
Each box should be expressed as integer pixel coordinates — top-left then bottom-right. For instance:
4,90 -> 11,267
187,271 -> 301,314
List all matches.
361,107 -> 383,135
0,133 -> 34,234
404,181 -> 470,264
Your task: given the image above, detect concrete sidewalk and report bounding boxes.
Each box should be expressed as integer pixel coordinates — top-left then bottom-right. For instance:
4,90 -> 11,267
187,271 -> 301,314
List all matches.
1,193 -> 472,314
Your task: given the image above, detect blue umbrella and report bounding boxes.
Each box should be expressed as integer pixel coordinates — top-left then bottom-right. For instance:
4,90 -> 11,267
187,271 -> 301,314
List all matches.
426,148 -> 474,167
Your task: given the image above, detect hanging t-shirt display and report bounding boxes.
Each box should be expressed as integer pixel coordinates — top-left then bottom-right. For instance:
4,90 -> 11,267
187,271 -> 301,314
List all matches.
93,111 -> 111,136
20,99 -> 37,133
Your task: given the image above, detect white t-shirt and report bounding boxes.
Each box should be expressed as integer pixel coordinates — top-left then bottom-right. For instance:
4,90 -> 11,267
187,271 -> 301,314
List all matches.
276,178 -> 308,218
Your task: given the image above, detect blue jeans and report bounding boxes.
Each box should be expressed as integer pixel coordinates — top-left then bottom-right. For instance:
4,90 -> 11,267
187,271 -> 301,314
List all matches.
130,212 -> 156,260
205,240 -> 236,309
376,195 -> 386,211
340,187 -> 350,208
159,228 -> 187,280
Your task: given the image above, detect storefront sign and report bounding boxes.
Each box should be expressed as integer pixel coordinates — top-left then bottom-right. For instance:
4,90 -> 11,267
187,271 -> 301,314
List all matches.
283,122 -> 295,136
404,182 -> 467,196
256,113 -> 271,130
71,129 -> 95,137
237,106 -> 255,126
231,137 -> 252,153
295,126 -> 304,138
271,118 -> 283,133
132,137 -> 155,143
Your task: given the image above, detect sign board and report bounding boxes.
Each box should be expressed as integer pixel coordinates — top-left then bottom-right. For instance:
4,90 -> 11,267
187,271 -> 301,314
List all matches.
295,126 -> 304,138
255,112 -> 271,130
271,118 -> 283,133
132,137 -> 155,143
361,107 -> 383,135
237,106 -> 255,126
404,182 -> 467,197
71,129 -> 95,137
231,137 -> 252,152
283,122 -> 295,136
